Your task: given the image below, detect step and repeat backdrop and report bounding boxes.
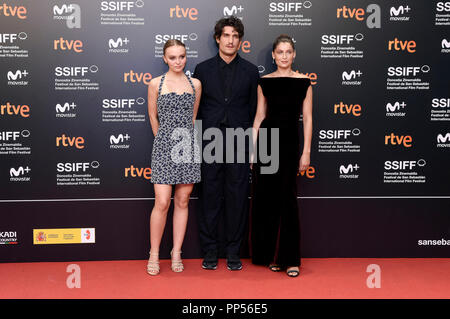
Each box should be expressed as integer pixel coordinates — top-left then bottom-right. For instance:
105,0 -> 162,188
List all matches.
1,0 -> 449,262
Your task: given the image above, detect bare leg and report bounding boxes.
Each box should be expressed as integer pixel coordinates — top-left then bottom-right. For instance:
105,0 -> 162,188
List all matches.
171,183 -> 194,271
149,184 -> 172,263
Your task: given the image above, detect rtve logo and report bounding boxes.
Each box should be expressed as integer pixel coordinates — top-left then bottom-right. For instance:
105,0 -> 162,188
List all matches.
10,166 -> 30,177
125,165 -> 151,180
384,159 -> 426,170
295,72 -> 318,85
387,65 -> 430,77
7,70 -> 28,80
432,98 -> 450,108
388,38 -> 416,53
269,2 -> 312,12
101,1 -> 144,11
53,4 -> 81,28
102,97 -> 145,108
436,2 -> 450,12
56,134 -> 85,149
54,37 -> 83,53
0,4 -> 27,19
384,133 -> 412,147
224,5 -> 244,17
56,102 -> 76,113
0,32 -> 27,44
57,161 -> 99,172
0,130 -> 30,141
321,33 -> 364,45
238,40 -> 251,53
334,102 -> 362,116
342,70 -> 362,81
336,4 -> 381,28
123,70 -> 152,85
55,65 -> 98,77
0,102 -> 30,117
298,165 -> 315,178
319,128 -> 360,140
169,5 -> 198,20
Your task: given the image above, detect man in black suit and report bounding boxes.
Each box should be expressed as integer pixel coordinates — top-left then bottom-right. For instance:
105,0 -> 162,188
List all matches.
194,16 -> 259,271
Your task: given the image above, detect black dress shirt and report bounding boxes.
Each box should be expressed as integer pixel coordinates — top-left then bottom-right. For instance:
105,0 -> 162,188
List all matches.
218,53 -> 239,125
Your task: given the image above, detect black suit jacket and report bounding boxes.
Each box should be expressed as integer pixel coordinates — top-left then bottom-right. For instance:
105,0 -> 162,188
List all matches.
194,54 -> 259,130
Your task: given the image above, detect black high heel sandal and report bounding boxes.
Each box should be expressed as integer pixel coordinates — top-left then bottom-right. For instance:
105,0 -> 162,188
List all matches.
286,267 -> 300,277
269,264 -> 282,272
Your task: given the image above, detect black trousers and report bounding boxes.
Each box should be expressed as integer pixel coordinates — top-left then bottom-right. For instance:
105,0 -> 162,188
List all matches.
197,126 -> 250,256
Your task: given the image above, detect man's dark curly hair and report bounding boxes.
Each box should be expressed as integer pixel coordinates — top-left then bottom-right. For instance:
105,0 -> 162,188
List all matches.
213,16 -> 244,41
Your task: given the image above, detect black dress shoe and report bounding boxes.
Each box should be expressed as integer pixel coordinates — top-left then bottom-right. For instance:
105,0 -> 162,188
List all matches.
202,250 -> 218,270
226,254 -> 242,271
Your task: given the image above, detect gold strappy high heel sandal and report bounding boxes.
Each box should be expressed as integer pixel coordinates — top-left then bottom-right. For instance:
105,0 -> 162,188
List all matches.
147,251 -> 160,276
170,249 -> 184,273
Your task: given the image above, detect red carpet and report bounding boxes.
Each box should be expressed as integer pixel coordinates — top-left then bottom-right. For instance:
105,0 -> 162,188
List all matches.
0,258 -> 449,299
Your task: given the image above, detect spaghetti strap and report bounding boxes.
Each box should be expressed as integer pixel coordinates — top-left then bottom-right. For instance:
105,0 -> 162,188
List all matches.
186,73 -> 196,99
158,73 -> 166,97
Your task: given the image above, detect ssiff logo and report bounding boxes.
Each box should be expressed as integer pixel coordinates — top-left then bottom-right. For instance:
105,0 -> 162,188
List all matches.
0,130 -> 30,141
336,4 -> 381,28
269,2 -> 312,12
321,33 -> 364,45
0,4 -> 27,19
55,65 -> 98,77
387,65 -> 430,77
101,1 -> 144,11
0,32 -> 27,44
